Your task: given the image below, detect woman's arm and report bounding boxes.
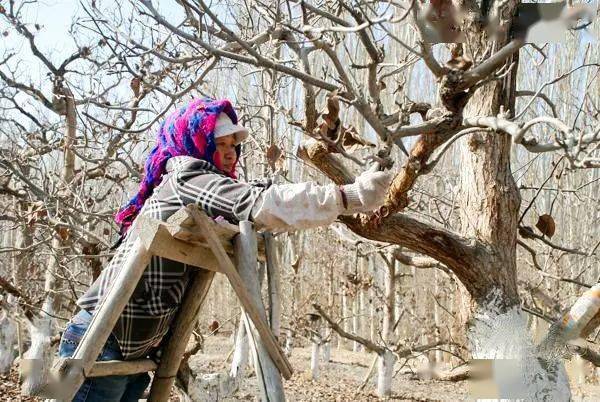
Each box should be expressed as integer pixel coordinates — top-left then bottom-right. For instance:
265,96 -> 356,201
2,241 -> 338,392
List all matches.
171,158 -> 390,232
250,182 -> 344,232
251,170 -> 391,232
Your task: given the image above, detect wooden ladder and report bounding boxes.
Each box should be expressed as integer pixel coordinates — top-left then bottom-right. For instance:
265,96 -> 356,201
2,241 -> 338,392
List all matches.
50,204 -> 292,401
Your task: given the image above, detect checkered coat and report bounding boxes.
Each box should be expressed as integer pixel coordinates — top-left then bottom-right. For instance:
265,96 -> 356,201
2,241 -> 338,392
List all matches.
77,156 -> 268,359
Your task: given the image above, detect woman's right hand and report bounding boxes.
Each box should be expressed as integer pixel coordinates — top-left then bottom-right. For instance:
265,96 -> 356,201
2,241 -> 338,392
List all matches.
340,170 -> 393,214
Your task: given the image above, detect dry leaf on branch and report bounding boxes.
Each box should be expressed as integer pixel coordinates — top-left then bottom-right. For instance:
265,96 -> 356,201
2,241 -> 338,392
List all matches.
130,77 -> 141,97
26,202 -> 47,226
341,126 -> 375,153
536,214 -> 556,238
323,90 -> 340,128
57,227 -> 71,241
317,91 -> 341,141
518,226 -> 537,239
265,143 -> 283,171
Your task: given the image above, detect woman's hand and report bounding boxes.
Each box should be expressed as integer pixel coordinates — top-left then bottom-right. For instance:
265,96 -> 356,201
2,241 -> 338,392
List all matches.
340,170 -> 393,214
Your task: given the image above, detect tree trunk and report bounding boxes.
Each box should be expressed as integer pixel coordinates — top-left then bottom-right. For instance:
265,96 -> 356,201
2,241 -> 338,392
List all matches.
310,336 -> 320,380
321,335 -> 331,363
265,233 -> 282,340
340,278 -> 349,350
376,350 -> 396,397
22,85 -> 76,396
352,292 -> 360,352
458,3 -> 570,398
322,262 -> 334,362
0,309 -> 17,374
230,318 -> 249,379
0,208 -> 31,374
377,256 -> 396,396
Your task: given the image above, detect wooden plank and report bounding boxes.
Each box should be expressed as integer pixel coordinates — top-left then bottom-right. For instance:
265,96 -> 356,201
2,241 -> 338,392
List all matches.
138,216 -> 229,270
87,359 -> 157,377
56,233 -> 153,401
148,269 -> 215,402
191,209 -> 293,379
166,205 -> 239,246
166,206 -> 196,228
237,222 -> 285,401
170,205 -> 266,261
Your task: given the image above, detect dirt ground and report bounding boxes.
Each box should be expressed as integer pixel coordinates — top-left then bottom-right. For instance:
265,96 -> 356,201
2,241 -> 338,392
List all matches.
186,336 -> 600,401
2,335 -> 600,401
187,335 -> 466,401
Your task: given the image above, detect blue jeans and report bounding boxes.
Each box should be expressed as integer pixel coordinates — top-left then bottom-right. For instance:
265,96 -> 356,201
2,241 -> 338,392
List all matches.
58,310 -> 151,402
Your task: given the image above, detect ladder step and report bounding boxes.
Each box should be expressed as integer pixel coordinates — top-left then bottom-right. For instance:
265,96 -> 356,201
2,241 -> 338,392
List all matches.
87,359 -> 158,377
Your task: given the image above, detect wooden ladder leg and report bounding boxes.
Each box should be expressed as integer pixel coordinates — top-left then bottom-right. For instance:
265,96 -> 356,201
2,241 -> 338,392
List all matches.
265,232 -> 282,338
148,269 -> 215,402
236,222 -> 285,402
56,237 -> 152,401
192,211 -> 292,379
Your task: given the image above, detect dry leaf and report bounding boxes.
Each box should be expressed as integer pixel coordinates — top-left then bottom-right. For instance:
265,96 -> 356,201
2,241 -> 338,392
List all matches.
317,91 -> 340,141
57,227 -> 70,241
518,226 -> 536,239
265,144 -> 282,171
130,77 -> 141,97
446,55 -> 472,71
26,202 -> 47,226
535,214 -> 556,238
291,256 -> 301,273
81,243 -> 99,256
323,90 -> 340,129
341,126 -> 375,153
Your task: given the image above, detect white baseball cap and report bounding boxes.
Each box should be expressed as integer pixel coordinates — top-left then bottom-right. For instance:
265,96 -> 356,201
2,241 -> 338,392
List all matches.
214,113 -> 249,145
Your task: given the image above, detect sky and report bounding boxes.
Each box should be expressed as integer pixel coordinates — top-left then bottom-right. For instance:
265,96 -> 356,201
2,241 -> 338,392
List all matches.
0,0 -> 186,80
1,1 -> 80,68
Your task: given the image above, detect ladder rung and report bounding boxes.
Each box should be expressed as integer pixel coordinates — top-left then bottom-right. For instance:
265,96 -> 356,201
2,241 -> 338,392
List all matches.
86,359 -> 158,377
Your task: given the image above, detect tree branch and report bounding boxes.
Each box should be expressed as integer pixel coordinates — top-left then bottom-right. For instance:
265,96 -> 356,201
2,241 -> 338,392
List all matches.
313,303 -> 384,354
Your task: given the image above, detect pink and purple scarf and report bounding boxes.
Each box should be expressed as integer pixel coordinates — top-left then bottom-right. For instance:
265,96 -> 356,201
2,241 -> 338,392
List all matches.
115,98 -> 241,233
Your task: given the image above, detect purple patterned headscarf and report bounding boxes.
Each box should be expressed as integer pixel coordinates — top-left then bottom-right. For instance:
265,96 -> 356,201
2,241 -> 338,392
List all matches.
115,98 -> 241,233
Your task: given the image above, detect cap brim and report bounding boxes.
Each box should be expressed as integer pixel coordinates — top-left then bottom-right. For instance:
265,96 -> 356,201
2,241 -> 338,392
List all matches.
214,124 -> 249,145
233,127 -> 249,145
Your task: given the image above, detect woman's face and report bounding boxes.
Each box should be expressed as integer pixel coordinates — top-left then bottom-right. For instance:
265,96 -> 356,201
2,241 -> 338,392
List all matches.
215,134 -> 237,173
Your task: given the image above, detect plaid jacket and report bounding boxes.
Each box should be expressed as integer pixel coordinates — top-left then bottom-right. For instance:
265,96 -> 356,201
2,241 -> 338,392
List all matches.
77,156 -> 268,359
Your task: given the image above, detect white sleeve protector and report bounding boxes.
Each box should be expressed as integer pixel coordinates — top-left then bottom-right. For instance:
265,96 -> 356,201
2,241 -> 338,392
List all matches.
251,182 -> 344,232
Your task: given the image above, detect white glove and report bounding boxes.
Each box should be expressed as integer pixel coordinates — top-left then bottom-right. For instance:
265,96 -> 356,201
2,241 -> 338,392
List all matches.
340,170 -> 392,214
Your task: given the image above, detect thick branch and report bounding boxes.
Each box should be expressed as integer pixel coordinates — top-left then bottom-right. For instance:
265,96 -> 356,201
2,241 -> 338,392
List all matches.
459,39 -> 525,90
569,345 -> 600,367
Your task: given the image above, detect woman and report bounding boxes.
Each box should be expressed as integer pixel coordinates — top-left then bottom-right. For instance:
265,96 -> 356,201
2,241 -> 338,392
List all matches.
59,98 -> 390,401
